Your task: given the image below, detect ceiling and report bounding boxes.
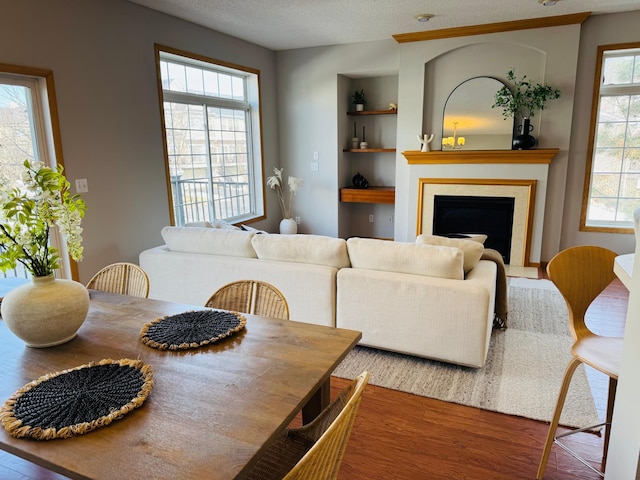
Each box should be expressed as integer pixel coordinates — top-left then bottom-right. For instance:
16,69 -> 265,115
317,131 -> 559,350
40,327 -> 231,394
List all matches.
127,0 -> 640,51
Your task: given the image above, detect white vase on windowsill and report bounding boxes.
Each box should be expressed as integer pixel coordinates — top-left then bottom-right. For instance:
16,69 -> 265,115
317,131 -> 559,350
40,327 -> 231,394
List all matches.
279,218 -> 297,234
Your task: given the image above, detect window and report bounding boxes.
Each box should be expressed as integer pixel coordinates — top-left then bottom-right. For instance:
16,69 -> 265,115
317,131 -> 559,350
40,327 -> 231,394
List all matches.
0,66 -> 71,279
156,46 -> 265,226
582,44 -> 640,233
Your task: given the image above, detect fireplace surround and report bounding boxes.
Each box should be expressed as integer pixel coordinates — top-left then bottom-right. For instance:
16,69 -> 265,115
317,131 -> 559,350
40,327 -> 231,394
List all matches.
418,178 -> 536,267
404,149 -> 558,268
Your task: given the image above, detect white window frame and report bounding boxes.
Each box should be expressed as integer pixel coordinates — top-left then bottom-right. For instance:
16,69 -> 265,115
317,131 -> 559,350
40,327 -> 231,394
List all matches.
155,46 -> 265,226
581,43 -> 640,233
0,65 -> 73,279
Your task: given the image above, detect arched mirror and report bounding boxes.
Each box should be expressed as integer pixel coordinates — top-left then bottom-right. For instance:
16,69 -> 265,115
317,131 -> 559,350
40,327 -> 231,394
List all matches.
442,77 -> 514,151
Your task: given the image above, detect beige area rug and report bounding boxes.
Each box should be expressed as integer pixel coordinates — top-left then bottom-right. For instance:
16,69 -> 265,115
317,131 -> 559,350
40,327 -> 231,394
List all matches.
332,278 -> 601,429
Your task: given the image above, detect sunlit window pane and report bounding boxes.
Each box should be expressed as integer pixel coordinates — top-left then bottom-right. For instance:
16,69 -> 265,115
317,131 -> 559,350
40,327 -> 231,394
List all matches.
159,51 -> 258,225
588,198 -> 617,221
599,96 -> 629,121
592,173 -> 620,197
593,148 -> 623,172
218,74 -> 233,99
596,121 -> 627,148
603,56 -> 634,85
185,66 -> 204,95
167,62 -> 186,92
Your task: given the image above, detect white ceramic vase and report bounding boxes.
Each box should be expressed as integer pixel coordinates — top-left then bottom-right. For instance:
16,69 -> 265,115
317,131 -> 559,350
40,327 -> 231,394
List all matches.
279,218 -> 297,234
1,275 -> 90,348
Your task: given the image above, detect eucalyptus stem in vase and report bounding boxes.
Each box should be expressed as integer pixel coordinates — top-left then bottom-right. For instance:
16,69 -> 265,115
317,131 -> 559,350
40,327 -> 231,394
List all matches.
492,69 -> 561,149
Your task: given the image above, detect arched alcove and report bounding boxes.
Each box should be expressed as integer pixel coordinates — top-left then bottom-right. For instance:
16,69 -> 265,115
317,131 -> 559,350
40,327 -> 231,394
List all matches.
422,42 -> 548,149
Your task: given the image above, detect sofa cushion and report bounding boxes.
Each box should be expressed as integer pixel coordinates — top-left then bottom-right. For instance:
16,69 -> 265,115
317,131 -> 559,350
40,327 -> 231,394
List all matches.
184,221 -> 214,228
252,234 -> 350,269
161,226 -> 257,258
346,237 -> 464,280
416,234 -> 484,273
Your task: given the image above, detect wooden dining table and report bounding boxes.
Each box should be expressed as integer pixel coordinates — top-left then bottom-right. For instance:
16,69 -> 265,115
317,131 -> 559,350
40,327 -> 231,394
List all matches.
0,290 -> 361,479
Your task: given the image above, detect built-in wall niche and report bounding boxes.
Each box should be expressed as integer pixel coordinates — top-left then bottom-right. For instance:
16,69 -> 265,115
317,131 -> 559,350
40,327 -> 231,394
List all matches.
338,73 -> 398,240
422,42 -> 547,150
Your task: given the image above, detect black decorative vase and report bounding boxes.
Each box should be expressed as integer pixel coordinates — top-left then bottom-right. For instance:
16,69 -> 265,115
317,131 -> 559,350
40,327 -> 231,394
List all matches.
512,117 -> 536,150
352,172 -> 369,189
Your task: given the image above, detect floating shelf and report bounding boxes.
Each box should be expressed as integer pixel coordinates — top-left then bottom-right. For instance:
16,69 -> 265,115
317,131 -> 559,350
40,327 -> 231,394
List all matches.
347,110 -> 397,116
343,148 -> 396,153
340,186 -> 395,204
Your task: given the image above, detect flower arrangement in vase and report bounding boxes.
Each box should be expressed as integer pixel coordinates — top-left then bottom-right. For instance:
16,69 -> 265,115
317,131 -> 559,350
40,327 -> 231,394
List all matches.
0,160 -> 89,347
266,167 -> 303,234
492,69 -> 561,149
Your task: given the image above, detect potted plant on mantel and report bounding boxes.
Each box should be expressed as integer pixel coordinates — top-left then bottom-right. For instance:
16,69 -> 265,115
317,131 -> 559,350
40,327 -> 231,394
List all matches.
0,160 -> 89,348
492,69 -> 561,150
352,89 -> 366,112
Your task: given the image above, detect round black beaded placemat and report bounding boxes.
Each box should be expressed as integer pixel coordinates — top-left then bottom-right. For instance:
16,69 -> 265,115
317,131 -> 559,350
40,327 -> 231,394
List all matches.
0,358 -> 153,440
140,309 -> 246,350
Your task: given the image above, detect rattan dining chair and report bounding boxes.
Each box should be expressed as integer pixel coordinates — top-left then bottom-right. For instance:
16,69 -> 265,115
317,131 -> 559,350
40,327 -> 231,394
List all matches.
245,371 -> 369,480
536,245 -> 623,479
86,262 -> 150,298
204,280 -> 290,320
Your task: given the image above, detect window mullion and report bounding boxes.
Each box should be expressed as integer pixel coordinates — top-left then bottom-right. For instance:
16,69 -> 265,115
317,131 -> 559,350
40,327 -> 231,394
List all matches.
203,105 -> 216,221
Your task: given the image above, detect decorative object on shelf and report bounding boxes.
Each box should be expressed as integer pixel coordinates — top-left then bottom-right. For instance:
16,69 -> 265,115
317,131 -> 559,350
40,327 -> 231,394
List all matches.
352,89 -> 366,112
513,118 -> 537,150
360,126 -> 368,149
0,160 -> 88,348
352,172 -> 369,189
492,69 -> 561,150
279,217 -> 297,235
388,103 -> 398,111
351,121 -> 359,149
417,133 -> 435,152
266,167 -> 303,234
442,122 -> 465,149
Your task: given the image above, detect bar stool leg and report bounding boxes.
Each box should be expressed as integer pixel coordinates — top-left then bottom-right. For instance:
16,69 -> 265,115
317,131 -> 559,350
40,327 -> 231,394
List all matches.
537,358 -> 582,480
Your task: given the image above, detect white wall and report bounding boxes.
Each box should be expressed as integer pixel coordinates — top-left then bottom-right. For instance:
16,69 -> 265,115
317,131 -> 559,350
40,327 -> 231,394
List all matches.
0,0 -> 279,282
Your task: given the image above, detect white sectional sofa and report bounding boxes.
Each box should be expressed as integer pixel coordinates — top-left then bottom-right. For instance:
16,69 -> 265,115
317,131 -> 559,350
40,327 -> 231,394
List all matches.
139,226 -> 498,367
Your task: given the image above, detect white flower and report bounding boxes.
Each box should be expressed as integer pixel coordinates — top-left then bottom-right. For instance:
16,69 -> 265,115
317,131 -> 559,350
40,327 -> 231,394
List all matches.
266,167 -> 303,220
0,160 -> 86,277
288,176 -> 304,193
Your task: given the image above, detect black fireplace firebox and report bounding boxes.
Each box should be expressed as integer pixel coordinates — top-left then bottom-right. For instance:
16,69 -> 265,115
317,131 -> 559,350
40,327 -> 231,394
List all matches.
432,195 -> 515,264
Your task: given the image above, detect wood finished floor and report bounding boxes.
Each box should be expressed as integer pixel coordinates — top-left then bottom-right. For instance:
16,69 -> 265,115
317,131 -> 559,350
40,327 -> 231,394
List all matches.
0,276 -> 629,480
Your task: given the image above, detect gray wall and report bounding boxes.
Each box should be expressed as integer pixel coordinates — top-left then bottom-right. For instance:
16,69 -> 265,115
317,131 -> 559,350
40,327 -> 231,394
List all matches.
0,0 -> 279,282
